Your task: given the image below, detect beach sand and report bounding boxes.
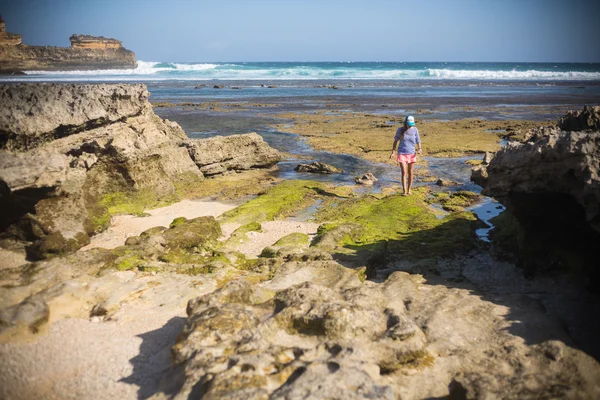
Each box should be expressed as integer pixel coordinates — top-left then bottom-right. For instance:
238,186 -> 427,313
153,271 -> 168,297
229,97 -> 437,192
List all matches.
83,199 -> 238,250
1,197 -> 321,400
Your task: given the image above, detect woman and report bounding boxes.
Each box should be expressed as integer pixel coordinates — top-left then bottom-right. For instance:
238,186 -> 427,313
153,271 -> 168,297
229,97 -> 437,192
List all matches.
390,115 -> 422,195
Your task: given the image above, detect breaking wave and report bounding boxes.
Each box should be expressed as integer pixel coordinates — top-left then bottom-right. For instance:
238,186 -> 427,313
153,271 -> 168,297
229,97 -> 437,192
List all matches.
11,61 -> 600,81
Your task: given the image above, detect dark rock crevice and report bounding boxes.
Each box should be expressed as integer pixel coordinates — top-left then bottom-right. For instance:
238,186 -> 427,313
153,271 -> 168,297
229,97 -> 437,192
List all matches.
475,106 -> 600,287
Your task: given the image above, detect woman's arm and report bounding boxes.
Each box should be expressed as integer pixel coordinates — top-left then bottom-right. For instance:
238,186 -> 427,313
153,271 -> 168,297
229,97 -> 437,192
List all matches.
391,128 -> 402,159
416,130 -> 422,154
390,139 -> 399,159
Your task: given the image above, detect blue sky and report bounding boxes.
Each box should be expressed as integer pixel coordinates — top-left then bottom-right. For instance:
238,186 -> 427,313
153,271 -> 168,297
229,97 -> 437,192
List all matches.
2,0 -> 599,62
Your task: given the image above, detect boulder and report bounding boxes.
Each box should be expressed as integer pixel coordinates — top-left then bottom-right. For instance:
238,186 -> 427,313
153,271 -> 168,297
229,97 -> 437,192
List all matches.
435,178 -> 458,187
185,133 -> 281,176
354,172 -> 378,185
482,151 -> 494,165
151,260 -> 600,399
470,164 -> 489,187
294,161 -> 344,174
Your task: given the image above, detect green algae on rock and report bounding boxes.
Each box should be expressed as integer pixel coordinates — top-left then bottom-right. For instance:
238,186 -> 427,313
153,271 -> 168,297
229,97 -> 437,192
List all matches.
426,190 -> 483,212
259,232 -> 311,259
99,189 -> 179,218
220,180 -> 329,224
273,232 -> 310,247
312,187 -> 482,261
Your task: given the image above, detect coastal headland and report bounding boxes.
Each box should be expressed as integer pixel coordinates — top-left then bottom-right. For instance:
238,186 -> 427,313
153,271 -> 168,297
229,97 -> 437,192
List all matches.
1,82 -> 600,399
0,16 -> 136,74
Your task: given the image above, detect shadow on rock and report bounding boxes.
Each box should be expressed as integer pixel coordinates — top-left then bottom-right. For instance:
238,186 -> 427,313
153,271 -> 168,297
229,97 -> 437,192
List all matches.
331,218 -> 600,363
120,316 -> 186,399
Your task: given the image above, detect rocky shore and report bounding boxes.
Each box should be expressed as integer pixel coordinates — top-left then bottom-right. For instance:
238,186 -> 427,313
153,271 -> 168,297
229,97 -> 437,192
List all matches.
0,83 -> 280,259
472,106 -> 600,284
0,17 -> 136,73
1,83 -> 599,399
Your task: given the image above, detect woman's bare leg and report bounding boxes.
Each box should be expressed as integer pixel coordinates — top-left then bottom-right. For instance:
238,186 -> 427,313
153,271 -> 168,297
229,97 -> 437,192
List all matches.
399,162 -> 408,195
407,162 -> 415,194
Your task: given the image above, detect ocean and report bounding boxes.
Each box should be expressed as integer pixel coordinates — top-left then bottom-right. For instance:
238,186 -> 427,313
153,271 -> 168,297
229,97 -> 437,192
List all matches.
2,61 -> 600,82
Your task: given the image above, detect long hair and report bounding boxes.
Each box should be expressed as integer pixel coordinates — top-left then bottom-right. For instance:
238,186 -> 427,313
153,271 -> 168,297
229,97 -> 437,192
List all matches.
400,120 -> 410,140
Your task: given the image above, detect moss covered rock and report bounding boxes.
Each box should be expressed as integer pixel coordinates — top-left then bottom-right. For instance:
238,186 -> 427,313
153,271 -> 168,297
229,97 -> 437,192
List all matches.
220,180 -> 328,224
427,190 -> 482,210
162,216 -> 222,251
313,187 -> 481,261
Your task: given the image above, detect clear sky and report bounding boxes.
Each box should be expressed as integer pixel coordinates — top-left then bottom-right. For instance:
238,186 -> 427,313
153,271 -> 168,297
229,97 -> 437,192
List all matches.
2,0 -> 599,62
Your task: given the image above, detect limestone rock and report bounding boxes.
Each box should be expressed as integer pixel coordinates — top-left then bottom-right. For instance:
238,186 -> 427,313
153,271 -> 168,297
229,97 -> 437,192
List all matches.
186,133 -> 281,176
0,18 -> 136,73
69,34 -> 123,49
476,107 -> 600,281
354,172 -> 378,185
151,259 -> 600,399
558,105 -> 600,132
435,178 -> 458,187
0,16 -> 22,46
294,161 -> 343,174
482,151 -> 494,165
470,164 -> 488,187
0,83 -> 281,258
484,129 -> 600,233
159,271 -> 425,399
0,83 -> 150,150
0,295 -> 49,336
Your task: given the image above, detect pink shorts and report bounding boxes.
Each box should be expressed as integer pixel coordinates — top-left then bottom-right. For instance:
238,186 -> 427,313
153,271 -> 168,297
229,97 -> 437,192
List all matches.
397,153 -> 417,163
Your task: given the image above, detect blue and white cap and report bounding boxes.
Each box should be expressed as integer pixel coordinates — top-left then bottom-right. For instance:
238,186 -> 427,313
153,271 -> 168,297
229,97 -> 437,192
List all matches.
406,115 -> 416,126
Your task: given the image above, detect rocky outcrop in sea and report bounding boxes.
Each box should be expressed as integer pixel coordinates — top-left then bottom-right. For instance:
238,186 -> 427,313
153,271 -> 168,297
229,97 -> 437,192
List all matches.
0,17 -> 136,73
0,83 -> 281,259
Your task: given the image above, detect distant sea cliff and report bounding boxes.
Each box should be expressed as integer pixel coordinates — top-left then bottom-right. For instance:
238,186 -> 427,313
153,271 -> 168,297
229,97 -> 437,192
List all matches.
0,16 -> 136,74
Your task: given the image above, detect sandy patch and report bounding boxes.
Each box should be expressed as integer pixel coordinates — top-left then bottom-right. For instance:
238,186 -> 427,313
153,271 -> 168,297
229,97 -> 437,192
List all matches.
84,199 -> 237,250
0,271 -> 215,400
221,220 -> 320,258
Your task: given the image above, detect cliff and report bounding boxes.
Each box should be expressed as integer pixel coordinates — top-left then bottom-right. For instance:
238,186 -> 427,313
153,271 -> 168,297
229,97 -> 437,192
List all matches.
0,16 -> 21,46
0,83 -> 281,258
0,18 -> 136,73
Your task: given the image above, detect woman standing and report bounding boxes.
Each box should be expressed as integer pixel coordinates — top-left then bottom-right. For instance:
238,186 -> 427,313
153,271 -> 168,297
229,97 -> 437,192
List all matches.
390,115 -> 422,195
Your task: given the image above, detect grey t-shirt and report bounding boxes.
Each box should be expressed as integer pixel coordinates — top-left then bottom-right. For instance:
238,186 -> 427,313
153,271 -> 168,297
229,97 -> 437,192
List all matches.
394,127 -> 421,154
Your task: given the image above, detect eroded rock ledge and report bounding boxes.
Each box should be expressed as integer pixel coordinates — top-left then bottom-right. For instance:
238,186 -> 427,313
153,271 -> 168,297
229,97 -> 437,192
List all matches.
0,17 -> 136,73
0,83 -> 281,258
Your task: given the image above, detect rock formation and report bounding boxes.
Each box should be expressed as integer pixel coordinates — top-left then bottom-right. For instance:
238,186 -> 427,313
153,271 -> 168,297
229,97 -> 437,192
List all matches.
0,15 -> 22,46
472,106 -> 600,280
354,172 -> 378,185
294,161 -> 344,174
186,134 -> 281,176
0,83 -> 281,259
0,17 -> 136,73
69,34 -> 123,49
150,256 -> 600,399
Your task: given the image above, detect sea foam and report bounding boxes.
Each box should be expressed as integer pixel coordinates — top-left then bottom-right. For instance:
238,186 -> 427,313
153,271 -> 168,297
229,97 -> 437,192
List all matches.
10,61 -> 600,82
